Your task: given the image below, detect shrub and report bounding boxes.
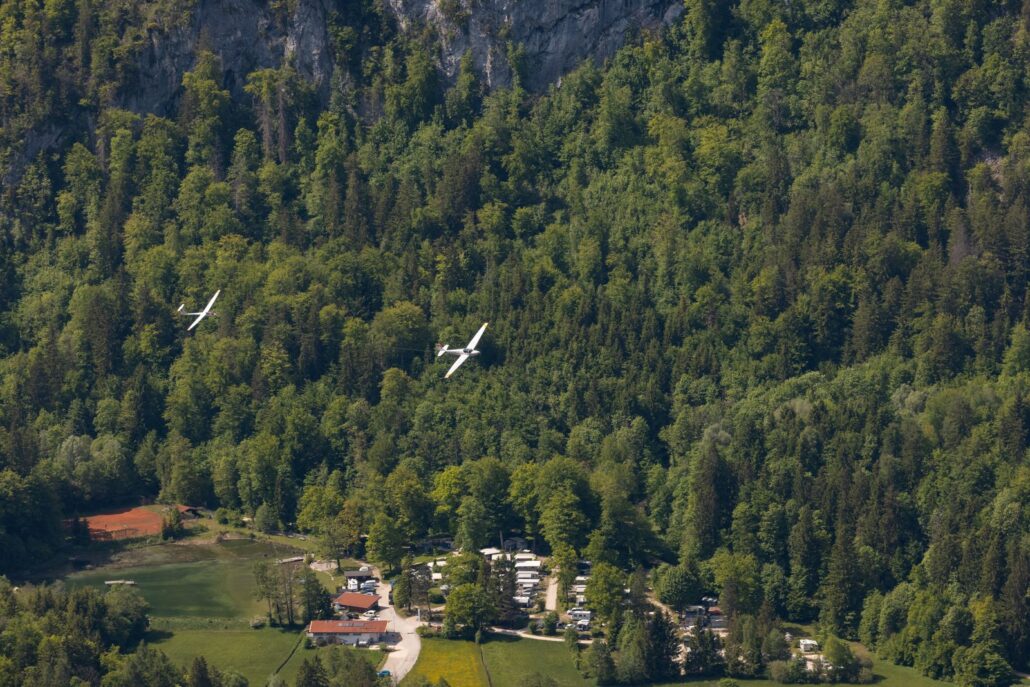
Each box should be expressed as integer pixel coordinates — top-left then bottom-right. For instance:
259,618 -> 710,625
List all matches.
768,659 -> 808,684
543,612 -> 558,635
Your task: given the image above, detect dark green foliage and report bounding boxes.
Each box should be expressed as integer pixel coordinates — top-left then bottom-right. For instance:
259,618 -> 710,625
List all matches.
582,639 -> 617,685
0,578 -> 207,687
294,654 -> 330,687
2,1 -> 1030,684
684,622 -> 723,676
653,562 -> 703,613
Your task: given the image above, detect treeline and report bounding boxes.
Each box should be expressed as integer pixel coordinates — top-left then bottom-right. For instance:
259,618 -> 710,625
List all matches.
0,576 -> 245,686
1,0 -> 1029,684
252,560 -> 332,627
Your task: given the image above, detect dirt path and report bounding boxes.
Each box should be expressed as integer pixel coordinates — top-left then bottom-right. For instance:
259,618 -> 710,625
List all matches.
544,573 -> 558,612
487,626 -> 593,644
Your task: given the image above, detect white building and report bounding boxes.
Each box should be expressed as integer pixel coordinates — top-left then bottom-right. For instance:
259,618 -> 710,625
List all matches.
306,620 -> 387,646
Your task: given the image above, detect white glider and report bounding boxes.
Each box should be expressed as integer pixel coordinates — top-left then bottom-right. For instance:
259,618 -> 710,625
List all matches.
177,290 -> 220,331
437,322 -> 488,378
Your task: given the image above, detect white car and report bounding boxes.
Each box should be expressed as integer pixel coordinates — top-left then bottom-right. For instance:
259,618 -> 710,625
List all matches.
362,610 -> 378,619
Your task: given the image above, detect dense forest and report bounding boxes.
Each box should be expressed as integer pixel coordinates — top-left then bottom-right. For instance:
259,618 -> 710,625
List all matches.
1,0 -> 1030,684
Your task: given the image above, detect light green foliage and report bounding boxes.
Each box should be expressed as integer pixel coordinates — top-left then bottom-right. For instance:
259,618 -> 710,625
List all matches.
1,1 -> 1030,684
584,563 -> 624,626
443,584 -> 495,638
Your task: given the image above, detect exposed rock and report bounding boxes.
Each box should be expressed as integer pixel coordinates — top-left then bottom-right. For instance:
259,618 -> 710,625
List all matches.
123,0 -> 334,116
385,0 -> 683,91
4,0 -> 680,186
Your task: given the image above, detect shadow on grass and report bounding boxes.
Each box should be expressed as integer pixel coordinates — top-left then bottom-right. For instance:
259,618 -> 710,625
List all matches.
480,633 -> 521,644
145,629 -> 175,643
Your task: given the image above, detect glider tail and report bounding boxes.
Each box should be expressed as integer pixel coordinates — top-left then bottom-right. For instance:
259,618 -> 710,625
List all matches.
177,304 -> 185,314
436,344 -> 448,358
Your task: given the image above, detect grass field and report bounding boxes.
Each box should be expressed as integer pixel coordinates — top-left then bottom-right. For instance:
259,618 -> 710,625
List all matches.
64,535 -> 386,685
479,636 -> 591,687
400,638 -> 490,687
404,633 -> 956,687
153,628 -> 303,683
66,538 -> 311,684
68,538 -> 274,622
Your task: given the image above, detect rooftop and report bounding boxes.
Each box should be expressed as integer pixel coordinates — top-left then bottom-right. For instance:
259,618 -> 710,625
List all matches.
308,619 -> 387,634
333,592 -> 380,610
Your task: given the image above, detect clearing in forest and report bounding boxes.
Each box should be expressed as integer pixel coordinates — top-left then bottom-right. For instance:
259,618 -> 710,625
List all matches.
79,506 -> 165,540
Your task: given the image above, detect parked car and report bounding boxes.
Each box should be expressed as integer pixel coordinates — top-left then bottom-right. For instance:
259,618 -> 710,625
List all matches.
378,670 -> 392,678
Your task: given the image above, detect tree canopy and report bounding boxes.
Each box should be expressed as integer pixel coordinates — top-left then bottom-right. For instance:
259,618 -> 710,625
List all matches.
1,0 -> 1029,683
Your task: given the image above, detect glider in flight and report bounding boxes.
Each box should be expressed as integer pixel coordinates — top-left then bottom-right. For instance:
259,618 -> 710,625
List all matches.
177,290 -> 220,331
437,322 -> 488,378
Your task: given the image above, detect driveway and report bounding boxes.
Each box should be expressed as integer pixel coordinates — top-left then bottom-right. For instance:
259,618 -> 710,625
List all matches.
544,573 -> 558,612
374,570 -> 422,683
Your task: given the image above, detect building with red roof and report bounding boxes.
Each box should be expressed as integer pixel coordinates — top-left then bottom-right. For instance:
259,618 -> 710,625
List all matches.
332,592 -> 380,613
306,619 -> 388,645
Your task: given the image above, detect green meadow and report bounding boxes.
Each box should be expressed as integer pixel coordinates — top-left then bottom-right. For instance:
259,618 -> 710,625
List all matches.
404,633 -> 955,687
66,538 -> 319,684
68,538 -> 274,621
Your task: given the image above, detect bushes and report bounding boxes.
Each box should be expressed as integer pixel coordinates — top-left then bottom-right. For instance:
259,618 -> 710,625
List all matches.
542,612 -> 558,636
768,658 -> 809,684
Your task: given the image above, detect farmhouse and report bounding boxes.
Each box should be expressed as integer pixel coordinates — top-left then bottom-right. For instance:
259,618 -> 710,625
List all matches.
333,592 -> 380,614
306,619 -> 387,646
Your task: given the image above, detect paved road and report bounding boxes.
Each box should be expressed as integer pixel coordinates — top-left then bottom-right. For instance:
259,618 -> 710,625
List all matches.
374,570 -> 422,683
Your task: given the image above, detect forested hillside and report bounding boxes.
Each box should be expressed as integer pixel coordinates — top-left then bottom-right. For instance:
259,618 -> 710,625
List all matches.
1,0 -> 1029,684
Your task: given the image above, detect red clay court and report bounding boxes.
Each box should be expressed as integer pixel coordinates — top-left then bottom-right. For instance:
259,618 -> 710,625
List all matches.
82,506 -> 164,541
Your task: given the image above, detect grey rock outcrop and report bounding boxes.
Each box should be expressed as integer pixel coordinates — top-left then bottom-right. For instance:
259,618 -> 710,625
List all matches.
386,0 -> 683,91
5,0 -> 680,186
123,0 -> 334,115
87,0 -> 684,116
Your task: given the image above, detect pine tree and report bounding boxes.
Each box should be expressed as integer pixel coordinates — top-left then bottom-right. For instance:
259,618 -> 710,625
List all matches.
186,656 -> 214,687
819,528 -> 863,636
583,639 -> 617,685
294,655 -> 330,687
647,609 -> 682,681
616,614 -> 650,683
394,557 -> 413,611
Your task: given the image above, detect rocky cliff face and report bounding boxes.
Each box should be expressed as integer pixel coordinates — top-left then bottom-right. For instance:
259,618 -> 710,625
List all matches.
127,0 -> 682,113
386,0 -> 683,91
6,0 -> 681,185
122,0 -> 335,115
